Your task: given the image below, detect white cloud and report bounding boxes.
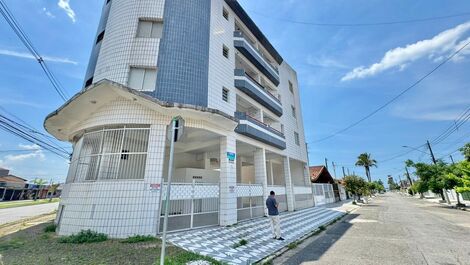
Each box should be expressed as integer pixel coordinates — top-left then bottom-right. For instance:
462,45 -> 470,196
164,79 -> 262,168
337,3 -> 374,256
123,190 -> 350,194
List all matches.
5,151 -> 45,162
19,144 -> 41,150
342,21 -> 470,81
42,7 -> 55,18
306,55 -> 349,69
57,0 -> 76,23
0,49 -> 78,65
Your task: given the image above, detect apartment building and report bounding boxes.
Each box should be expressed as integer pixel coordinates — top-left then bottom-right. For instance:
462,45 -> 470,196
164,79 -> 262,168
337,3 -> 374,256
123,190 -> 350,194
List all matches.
44,0 -> 311,238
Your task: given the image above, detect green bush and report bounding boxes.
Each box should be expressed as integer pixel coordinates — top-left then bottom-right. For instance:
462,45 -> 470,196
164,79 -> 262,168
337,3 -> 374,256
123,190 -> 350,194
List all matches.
58,230 -> 108,244
232,238 -> 248,248
43,223 -> 57,233
318,225 -> 326,231
287,242 -> 298,249
121,235 -> 157,243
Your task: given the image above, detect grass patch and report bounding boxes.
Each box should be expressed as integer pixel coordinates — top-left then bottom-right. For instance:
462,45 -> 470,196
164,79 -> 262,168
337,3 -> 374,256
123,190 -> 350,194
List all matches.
0,198 -> 59,209
58,230 -> 108,244
157,251 -> 224,265
0,239 -> 24,251
121,235 -> 157,244
287,242 -> 298,250
232,238 -> 248,248
318,225 -> 326,231
43,223 -> 57,233
352,201 -> 357,205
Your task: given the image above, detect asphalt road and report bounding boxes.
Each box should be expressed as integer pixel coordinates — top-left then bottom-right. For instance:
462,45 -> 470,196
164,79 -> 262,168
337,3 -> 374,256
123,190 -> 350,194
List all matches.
278,193 -> 470,265
0,202 -> 58,225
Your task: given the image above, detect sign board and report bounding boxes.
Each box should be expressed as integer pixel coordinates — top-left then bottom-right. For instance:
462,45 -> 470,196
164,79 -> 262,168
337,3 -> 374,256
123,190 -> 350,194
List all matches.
227,152 -> 236,164
167,116 -> 185,142
149,183 -> 161,191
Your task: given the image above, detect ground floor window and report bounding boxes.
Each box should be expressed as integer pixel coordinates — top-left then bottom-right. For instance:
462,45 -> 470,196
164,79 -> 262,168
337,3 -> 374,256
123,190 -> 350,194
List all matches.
71,126 -> 150,182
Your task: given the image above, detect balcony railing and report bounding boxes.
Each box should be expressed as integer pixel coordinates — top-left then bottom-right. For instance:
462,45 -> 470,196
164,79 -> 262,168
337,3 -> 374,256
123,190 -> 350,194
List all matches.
234,31 -> 280,86
234,69 -> 283,117
235,112 -> 284,138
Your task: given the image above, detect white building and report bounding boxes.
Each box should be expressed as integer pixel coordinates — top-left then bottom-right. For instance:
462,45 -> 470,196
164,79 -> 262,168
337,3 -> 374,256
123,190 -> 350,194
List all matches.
45,0 -> 312,238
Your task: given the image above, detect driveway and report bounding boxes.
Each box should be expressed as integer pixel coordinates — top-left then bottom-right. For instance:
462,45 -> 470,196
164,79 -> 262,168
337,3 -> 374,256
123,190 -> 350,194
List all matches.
277,193 -> 470,265
0,202 -> 59,225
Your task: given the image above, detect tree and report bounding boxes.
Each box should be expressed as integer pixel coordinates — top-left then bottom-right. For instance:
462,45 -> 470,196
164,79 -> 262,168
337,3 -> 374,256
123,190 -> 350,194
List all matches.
32,178 -> 48,200
408,161 -> 450,201
368,181 -> 385,194
355,153 -> 377,182
343,175 -> 367,202
387,177 -> 400,191
411,180 -> 428,198
47,183 -> 60,202
459,142 -> 470,162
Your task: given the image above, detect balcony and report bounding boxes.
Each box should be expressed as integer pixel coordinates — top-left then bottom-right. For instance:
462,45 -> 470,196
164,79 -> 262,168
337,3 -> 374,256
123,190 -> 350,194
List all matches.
234,31 -> 280,86
234,69 -> 282,117
234,112 -> 286,150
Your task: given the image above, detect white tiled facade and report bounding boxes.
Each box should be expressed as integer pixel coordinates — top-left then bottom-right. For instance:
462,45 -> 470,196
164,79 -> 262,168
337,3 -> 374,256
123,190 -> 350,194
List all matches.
46,0 -> 311,238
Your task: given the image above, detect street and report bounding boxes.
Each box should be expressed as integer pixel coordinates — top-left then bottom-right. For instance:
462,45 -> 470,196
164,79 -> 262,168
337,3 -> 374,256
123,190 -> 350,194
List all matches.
0,202 -> 58,225
276,193 -> 470,265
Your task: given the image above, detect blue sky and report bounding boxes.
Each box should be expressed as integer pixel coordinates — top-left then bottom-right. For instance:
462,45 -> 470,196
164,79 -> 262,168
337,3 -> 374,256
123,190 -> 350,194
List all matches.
0,0 -> 469,185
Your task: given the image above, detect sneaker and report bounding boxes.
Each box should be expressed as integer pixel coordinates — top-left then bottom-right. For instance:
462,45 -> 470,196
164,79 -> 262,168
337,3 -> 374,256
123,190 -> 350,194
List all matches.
277,237 -> 285,241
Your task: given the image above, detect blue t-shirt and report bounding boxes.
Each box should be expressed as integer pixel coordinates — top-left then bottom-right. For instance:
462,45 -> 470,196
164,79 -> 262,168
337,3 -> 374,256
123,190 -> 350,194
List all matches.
266,196 -> 279,216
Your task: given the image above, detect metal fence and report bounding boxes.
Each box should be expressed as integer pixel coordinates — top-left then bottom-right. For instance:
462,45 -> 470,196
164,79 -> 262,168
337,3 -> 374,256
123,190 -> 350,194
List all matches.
159,182 -> 219,232
236,184 -> 265,221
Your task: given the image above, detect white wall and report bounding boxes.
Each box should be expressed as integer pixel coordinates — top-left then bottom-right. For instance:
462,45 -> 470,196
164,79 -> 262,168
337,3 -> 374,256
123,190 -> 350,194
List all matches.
207,0 -> 237,116
93,0 -> 165,87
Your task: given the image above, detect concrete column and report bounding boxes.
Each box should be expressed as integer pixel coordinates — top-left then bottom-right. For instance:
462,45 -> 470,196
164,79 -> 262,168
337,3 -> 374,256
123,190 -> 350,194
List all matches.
144,124 -> 168,235
283,156 -> 295,211
269,160 -> 274,186
254,148 -> 268,216
203,152 -> 211,169
219,134 -> 237,226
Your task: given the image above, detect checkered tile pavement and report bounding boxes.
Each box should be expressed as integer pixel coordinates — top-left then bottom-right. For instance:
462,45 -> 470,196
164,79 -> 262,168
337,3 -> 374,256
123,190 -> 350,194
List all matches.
167,206 -> 345,264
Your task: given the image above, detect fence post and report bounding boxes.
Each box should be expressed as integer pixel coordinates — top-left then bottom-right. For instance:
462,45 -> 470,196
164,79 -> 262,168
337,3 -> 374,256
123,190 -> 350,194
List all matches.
190,180 -> 195,229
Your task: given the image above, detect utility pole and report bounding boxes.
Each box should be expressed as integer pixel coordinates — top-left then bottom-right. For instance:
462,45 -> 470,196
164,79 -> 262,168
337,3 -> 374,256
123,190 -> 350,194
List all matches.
405,166 -> 413,185
331,161 -> 337,179
347,168 -> 350,175
325,158 -> 328,169
426,140 -> 437,165
450,155 -> 455,165
398,175 -> 403,189
342,166 -> 346,178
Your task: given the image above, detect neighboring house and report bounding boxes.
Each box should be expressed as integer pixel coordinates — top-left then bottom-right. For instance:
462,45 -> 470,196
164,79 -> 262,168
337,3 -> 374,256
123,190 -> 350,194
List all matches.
44,0 -> 311,237
310,166 -> 346,202
0,169 -> 28,201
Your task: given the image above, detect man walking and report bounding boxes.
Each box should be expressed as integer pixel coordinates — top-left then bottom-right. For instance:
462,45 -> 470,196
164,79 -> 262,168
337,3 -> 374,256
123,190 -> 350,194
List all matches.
266,191 -> 284,240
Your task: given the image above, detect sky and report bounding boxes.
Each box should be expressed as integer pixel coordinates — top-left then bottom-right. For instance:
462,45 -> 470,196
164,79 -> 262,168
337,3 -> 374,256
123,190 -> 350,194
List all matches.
0,0 -> 469,186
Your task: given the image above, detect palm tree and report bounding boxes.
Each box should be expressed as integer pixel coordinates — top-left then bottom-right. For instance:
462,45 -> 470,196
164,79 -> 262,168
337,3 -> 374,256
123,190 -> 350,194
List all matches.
32,178 -> 48,200
355,153 -> 377,182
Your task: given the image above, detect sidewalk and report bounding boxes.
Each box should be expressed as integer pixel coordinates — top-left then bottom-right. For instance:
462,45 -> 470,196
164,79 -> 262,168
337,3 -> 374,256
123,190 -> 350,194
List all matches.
167,200 -> 357,265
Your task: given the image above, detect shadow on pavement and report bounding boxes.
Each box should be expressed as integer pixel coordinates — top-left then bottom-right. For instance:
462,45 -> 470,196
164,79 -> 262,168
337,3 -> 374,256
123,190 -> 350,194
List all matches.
284,213 -> 360,264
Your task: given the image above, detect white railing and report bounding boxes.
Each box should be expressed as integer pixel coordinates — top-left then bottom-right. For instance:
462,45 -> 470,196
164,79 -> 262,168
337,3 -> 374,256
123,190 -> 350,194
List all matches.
160,181 -> 219,232
268,185 -> 286,195
236,183 -> 265,221
294,186 -> 313,195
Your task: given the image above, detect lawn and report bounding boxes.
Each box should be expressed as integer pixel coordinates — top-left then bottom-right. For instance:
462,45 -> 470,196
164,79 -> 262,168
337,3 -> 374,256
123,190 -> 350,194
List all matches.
0,222 -> 223,265
0,198 -> 60,209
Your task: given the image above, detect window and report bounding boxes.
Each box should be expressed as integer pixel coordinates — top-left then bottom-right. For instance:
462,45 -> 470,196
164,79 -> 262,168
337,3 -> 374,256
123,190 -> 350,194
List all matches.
72,127 -> 150,182
222,7 -> 229,20
291,105 -> 296,118
85,77 -> 93,87
289,81 -> 294,94
222,87 -> 229,102
128,67 -> 157,91
294,132 -> 300,146
96,31 -> 105,44
137,19 -> 163,38
223,45 -> 229,58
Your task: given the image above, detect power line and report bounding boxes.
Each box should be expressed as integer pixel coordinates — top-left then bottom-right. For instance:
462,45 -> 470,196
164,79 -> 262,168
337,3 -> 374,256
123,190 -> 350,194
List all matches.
312,39 -> 470,143
430,107 -> 470,146
0,0 -> 69,101
249,10 -> 470,27
0,115 -> 70,159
